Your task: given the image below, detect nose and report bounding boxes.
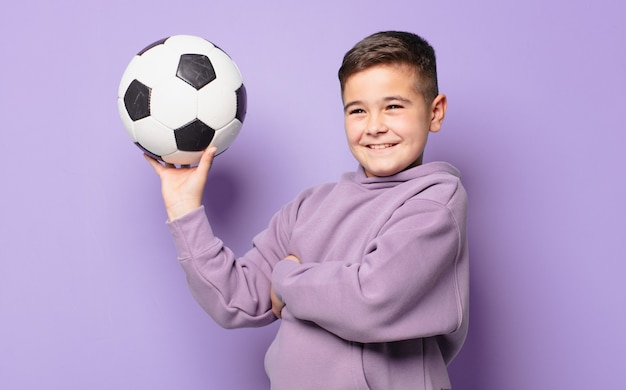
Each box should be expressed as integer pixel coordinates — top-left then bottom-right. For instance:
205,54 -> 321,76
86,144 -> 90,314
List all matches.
366,113 -> 388,135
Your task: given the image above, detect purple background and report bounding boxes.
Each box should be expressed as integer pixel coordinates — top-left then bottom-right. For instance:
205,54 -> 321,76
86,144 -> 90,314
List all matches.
1,0 -> 624,389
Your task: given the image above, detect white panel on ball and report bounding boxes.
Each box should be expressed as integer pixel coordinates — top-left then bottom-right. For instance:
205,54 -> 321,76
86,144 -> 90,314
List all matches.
162,150 -> 205,166
134,45 -> 180,88
208,48 -> 244,90
117,56 -> 141,99
163,35 -> 215,57
150,77 -> 198,129
133,117 -> 178,157
211,119 -> 243,155
197,88 -> 237,129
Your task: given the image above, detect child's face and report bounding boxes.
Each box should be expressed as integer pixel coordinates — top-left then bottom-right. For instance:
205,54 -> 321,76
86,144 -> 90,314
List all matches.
342,64 -> 445,177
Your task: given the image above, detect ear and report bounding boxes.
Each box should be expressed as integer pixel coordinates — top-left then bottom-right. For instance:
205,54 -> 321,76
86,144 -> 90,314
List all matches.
429,93 -> 447,133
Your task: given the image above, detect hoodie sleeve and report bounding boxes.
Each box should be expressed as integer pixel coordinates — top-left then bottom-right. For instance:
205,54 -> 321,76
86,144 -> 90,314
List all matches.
167,206 -> 290,329
271,198 -> 468,345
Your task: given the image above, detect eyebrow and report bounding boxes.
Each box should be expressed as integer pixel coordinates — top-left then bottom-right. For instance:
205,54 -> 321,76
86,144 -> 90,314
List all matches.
343,100 -> 363,113
343,96 -> 412,113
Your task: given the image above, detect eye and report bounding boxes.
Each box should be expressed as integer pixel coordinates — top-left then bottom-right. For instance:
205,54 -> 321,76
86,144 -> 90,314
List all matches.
349,108 -> 365,115
386,104 -> 403,110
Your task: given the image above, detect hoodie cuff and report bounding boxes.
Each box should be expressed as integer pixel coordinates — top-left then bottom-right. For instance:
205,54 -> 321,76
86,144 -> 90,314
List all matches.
271,259 -> 302,302
166,206 -> 218,260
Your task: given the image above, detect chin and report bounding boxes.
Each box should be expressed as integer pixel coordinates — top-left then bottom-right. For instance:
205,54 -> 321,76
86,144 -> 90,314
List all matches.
366,160 -> 422,177
365,167 -> 402,178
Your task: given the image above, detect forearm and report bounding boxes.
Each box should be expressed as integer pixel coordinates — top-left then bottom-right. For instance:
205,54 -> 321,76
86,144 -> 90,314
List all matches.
272,259 -> 462,343
167,207 -> 276,328
271,205 -> 466,343
165,197 -> 202,222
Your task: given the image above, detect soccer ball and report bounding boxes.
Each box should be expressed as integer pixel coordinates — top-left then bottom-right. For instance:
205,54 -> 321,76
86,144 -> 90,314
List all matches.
117,35 -> 247,165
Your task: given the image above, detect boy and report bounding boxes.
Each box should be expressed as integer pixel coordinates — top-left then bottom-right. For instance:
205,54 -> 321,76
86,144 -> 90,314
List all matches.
147,31 -> 469,390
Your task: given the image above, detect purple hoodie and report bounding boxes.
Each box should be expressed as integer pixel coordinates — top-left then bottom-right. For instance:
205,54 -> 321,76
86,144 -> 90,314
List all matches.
167,162 -> 469,389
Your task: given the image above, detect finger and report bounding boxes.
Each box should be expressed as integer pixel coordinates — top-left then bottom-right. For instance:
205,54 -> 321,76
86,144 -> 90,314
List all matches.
285,255 -> 301,264
270,287 -> 283,319
144,153 -> 165,173
196,147 -> 217,177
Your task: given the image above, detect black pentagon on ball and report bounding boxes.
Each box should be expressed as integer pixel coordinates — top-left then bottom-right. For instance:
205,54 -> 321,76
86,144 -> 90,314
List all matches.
124,79 -> 151,121
175,119 -> 215,151
176,54 -> 216,90
235,84 -> 247,123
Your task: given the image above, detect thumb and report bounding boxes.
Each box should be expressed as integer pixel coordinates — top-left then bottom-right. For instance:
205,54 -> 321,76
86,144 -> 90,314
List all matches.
144,153 -> 166,175
196,147 -> 217,177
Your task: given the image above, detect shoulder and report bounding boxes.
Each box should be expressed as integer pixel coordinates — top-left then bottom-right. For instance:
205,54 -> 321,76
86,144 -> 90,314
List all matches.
400,163 -> 468,232
294,181 -> 337,203
275,180 -> 338,222
407,162 -> 467,208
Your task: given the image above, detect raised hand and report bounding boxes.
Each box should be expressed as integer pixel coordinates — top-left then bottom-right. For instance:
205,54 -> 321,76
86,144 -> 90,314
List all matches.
145,147 -> 217,221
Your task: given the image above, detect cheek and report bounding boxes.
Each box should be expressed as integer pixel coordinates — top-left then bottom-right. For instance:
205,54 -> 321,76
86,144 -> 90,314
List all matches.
344,120 -> 362,143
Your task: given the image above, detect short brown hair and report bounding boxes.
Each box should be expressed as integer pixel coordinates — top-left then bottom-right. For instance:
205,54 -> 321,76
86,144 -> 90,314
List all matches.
338,31 -> 439,103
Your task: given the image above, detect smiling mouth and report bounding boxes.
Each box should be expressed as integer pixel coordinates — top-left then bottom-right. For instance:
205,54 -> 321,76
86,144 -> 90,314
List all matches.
368,143 -> 395,150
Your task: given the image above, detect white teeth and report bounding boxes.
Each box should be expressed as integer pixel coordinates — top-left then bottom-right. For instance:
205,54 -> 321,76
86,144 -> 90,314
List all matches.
369,144 -> 393,149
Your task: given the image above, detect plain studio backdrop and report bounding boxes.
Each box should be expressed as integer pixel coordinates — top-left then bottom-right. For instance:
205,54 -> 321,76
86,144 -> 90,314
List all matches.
1,1 -> 624,389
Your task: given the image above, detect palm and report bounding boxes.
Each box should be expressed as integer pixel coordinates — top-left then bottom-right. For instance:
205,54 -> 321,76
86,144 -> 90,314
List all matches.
145,147 -> 216,220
